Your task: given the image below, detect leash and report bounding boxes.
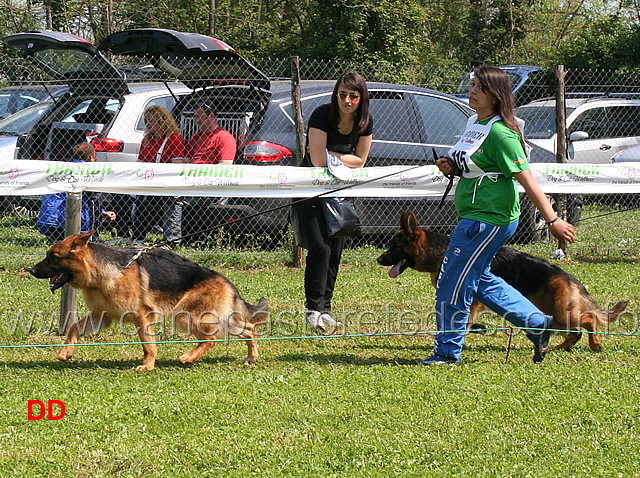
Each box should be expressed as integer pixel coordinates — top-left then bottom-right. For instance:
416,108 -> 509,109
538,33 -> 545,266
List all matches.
434,148 -> 463,209
118,163 -> 427,270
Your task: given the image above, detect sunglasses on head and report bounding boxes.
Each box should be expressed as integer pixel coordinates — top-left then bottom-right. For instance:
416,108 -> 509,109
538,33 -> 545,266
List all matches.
195,100 -> 215,114
336,91 -> 361,102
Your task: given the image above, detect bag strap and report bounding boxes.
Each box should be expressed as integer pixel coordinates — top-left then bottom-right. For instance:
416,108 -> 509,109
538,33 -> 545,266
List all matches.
350,125 -> 359,154
155,136 -> 169,163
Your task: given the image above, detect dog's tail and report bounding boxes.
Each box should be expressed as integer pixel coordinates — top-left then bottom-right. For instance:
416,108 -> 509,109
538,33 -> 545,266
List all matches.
587,300 -> 628,326
245,297 -> 269,325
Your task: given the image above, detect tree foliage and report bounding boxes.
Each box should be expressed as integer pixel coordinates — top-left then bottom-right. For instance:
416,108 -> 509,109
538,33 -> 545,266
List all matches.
1,0 -> 639,74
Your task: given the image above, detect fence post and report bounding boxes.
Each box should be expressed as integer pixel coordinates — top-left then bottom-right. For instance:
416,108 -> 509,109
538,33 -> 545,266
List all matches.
291,56 -> 305,268
58,191 -> 82,335
555,65 -> 569,254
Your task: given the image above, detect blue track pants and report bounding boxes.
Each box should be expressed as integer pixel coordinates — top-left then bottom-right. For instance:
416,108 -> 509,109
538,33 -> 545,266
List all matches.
434,218 -> 548,360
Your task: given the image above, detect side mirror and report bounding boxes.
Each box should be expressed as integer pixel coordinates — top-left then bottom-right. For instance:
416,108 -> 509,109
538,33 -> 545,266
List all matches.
569,131 -> 590,142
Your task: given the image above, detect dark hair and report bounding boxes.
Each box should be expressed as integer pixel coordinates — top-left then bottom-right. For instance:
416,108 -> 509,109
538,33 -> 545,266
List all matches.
473,65 -> 525,149
72,142 -> 95,162
328,71 -> 371,135
194,99 -> 218,115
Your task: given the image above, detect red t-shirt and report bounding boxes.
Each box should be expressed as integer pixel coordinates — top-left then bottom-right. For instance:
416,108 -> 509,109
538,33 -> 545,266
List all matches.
138,133 -> 185,163
186,127 -> 237,164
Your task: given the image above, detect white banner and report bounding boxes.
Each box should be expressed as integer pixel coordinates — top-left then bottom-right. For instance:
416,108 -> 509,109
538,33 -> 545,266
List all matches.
1,160 -> 640,197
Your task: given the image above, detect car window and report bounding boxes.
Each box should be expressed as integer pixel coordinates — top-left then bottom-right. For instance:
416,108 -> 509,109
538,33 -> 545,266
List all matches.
414,94 -> 468,145
300,95 -> 332,124
369,93 -> 414,142
62,98 -> 118,124
569,107 -> 607,139
607,106 -> 640,138
0,95 -> 10,116
0,102 -> 53,135
136,96 -> 181,131
515,106 -> 556,140
16,95 -> 41,110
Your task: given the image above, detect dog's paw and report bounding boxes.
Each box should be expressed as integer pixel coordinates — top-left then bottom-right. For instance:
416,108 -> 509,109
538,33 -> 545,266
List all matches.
135,363 -> 155,372
179,354 -> 195,365
243,356 -> 258,365
58,347 -> 74,361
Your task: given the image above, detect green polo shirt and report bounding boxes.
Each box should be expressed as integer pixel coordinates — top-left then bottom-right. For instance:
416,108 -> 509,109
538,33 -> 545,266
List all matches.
454,119 -> 529,226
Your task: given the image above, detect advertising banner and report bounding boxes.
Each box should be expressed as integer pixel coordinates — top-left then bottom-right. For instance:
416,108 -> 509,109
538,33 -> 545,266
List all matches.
1,160 -> 640,197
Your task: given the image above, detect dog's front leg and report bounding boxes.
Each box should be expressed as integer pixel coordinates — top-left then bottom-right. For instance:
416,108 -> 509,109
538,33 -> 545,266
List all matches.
135,313 -> 158,371
58,311 -> 111,362
58,322 -> 80,362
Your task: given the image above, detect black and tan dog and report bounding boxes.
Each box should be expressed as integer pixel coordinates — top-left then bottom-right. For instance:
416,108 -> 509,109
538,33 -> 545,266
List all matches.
29,230 -> 267,371
377,212 -> 627,351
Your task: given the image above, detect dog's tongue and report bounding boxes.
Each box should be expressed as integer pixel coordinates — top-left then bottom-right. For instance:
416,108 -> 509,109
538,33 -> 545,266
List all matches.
389,261 -> 404,278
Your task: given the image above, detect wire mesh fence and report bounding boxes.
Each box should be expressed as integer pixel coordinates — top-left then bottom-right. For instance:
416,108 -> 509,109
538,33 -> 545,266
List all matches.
2,47 -> 640,253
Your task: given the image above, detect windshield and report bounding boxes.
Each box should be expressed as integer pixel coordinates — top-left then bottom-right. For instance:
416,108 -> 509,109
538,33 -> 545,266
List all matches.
515,106 -> 576,139
0,101 -> 53,135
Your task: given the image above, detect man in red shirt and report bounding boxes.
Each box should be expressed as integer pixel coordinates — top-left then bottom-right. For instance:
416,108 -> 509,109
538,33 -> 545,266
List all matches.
186,100 -> 237,164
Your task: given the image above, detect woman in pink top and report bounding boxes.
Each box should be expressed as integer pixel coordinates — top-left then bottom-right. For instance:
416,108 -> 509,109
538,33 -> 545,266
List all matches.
138,105 -> 185,163
132,105 -> 186,245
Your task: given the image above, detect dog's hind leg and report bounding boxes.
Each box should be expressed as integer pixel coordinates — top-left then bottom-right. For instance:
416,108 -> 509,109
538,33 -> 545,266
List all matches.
581,312 -> 602,351
240,322 -> 259,365
179,310 -> 218,365
552,331 -> 583,351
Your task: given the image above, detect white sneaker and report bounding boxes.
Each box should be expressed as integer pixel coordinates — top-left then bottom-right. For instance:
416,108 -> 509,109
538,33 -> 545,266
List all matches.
306,310 -> 325,334
319,313 -> 343,334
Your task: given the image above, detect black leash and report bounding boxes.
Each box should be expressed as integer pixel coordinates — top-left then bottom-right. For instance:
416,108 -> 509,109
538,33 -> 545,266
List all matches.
435,148 -> 462,208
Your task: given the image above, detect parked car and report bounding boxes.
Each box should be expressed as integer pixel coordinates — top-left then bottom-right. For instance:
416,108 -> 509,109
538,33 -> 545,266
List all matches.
516,95 -> 640,163
455,65 -> 546,106
0,84 -> 67,119
2,32 -> 198,163
0,100 -> 54,161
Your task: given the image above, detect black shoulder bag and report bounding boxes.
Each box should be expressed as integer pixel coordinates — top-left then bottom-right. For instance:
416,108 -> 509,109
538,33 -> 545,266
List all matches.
320,128 -> 361,238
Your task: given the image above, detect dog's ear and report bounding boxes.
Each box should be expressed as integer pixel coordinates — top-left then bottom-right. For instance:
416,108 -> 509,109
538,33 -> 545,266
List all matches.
400,212 -> 408,230
70,230 -> 94,251
406,212 -> 418,237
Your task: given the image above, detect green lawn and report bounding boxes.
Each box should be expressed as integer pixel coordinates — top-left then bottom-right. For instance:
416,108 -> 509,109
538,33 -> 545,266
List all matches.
1,207 -> 640,477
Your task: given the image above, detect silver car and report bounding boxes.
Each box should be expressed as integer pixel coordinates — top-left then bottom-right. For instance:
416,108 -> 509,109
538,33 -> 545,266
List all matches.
516,95 -> 640,163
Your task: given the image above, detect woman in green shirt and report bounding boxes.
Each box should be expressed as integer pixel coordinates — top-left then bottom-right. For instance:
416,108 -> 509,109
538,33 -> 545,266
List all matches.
419,65 -> 575,365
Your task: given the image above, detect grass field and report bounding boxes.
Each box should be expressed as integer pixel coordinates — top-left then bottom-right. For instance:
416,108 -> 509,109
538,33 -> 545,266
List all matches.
1,206 -> 640,477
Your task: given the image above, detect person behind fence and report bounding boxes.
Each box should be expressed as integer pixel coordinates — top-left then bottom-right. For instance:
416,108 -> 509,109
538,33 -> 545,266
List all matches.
36,142 -> 116,244
292,72 -> 373,334
182,99 -> 236,164
419,64 -> 575,366
131,105 -> 185,245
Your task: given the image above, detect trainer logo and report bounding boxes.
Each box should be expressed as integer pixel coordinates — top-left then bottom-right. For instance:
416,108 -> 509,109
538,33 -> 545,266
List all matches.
8,168 -> 19,180
27,400 -> 66,421
628,168 -> 637,181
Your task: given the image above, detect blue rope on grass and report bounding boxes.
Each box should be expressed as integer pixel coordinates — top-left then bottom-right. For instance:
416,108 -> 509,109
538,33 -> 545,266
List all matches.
0,326 -> 638,350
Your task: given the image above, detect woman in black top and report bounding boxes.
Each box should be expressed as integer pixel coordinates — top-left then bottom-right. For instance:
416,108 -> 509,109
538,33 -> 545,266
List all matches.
296,72 -> 373,334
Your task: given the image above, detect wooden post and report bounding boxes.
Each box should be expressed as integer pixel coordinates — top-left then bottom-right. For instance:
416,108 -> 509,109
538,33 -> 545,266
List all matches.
58,191 -> 82,335
291,56 -> 305,268
555,65 -> 568,254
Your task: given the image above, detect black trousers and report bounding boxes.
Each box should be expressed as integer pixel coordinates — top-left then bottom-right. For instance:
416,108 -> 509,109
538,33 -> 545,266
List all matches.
294,196 -> 345,313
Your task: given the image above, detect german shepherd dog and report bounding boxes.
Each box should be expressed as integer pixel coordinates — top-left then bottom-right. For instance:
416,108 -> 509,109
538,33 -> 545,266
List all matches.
377,212 -> 627,351
29,230 -> 268,371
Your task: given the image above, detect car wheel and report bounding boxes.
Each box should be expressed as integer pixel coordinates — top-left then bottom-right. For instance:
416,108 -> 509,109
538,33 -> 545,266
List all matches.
513,194 -> 556,243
